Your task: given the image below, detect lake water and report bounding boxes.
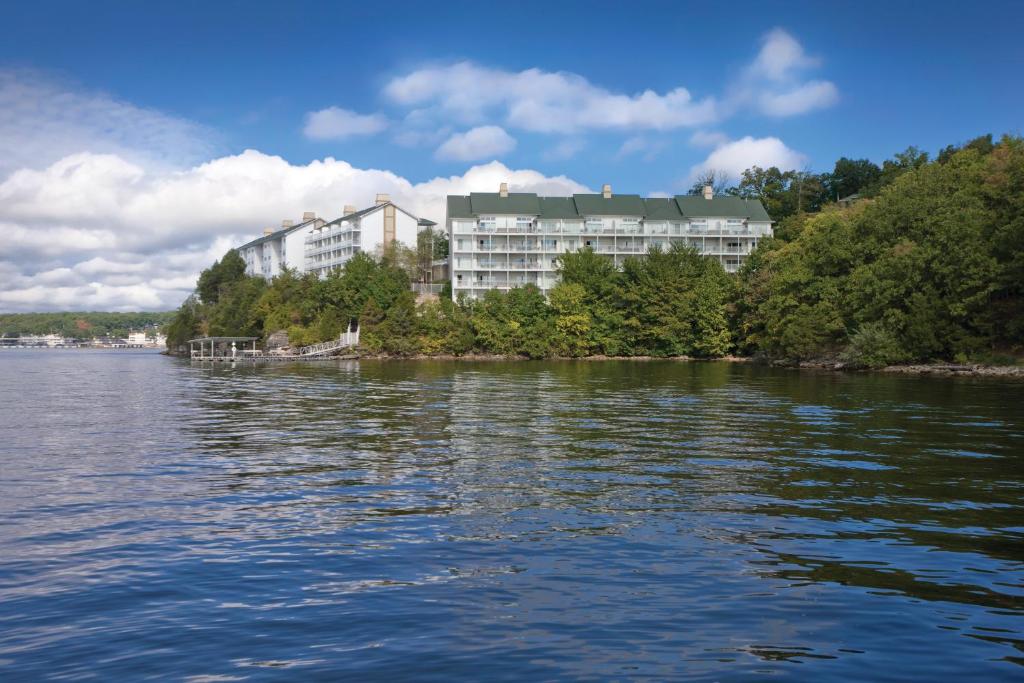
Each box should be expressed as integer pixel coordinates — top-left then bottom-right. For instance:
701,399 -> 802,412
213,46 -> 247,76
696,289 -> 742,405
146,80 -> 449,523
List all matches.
0,350 -> 1022,681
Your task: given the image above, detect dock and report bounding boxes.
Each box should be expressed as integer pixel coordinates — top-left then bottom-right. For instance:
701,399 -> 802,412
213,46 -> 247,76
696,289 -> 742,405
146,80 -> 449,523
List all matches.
187,332 -> 360,362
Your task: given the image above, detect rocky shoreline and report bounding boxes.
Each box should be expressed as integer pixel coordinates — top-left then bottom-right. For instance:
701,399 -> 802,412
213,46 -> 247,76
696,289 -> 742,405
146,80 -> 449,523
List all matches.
170,348 -> 1023,377
358,353 -> 1023,377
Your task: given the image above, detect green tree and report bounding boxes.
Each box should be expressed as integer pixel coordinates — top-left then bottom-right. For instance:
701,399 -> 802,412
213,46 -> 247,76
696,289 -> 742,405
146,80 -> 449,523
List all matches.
196,250 -> 246,304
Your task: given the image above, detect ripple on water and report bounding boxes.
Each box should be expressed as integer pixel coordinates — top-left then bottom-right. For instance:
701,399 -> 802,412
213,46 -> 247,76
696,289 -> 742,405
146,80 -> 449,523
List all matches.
0,353 -> 1021,681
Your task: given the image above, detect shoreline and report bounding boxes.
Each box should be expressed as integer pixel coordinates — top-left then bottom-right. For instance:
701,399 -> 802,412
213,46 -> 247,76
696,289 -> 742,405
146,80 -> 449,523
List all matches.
173,349 -> 1024,378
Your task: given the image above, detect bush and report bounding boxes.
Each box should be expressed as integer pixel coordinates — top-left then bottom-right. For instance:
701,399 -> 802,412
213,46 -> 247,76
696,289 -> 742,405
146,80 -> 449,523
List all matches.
841,322 -> 908,368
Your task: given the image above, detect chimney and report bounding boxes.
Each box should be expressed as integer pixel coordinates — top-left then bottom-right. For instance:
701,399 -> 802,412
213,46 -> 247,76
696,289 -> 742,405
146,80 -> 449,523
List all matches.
263,228 -> 273,236
375,193 -> 390,206
703,185 -> 713,200
602,184 -> 612,199
302,211 -> 315,221
499,182 -> 509,198
343,204 -> 357,215
281,219 -> 293,228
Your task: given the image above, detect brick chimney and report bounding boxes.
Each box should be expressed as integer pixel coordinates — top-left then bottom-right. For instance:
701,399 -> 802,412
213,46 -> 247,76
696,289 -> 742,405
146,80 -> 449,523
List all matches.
703,185 -> 713,200
375,193 -> 390,206
281,219 -> 293,228
263,228 -> 273,236
343,204 -> 357,215
499,182 -> 509,198
302,211 -> 315,221
602,184 -> 612,199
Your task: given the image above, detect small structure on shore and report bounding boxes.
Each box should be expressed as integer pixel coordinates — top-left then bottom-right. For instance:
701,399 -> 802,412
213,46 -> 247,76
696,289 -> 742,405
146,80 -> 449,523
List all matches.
188,327 -> 359,363
189,336 -> 260,360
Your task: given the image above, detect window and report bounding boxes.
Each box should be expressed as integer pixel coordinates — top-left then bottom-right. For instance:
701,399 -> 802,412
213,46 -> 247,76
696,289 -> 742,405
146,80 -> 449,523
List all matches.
479,216 -> 496,231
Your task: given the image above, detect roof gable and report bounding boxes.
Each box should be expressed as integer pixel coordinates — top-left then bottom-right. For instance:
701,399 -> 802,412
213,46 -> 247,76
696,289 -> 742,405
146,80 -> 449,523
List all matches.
573,193 -> 646,216
643,198 -> 684,220
538,197 -> 580,219
674,195 -> 772,221
468,192 -> 542,215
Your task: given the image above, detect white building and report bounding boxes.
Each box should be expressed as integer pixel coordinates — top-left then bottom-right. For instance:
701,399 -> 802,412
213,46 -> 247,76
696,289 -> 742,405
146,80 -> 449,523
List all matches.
238,212 -> 326,279
447,183 -> 773,299
304,194 -> 421,277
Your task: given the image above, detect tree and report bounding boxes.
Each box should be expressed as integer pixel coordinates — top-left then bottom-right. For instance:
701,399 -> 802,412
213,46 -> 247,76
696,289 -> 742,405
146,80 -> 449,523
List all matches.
688,169 -> 733,196
824,157 -> 882,200
196,250 -> 246,304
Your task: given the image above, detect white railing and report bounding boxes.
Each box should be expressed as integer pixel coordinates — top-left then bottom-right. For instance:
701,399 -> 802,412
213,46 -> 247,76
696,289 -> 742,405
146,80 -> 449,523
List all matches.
297,328 -> 360,357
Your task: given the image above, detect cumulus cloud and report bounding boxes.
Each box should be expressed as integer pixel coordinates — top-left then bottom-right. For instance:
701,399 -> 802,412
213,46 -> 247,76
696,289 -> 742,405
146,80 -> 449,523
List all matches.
384,62 -> 718,134
687,135 -> 807,182
729,28 -> 839,117
0,69 -> 218,175
746,28 -> 821,81
0,149 -> 586,312
435,125 -> 516,161
303,106 -> 388,140
377,30 -> 836,142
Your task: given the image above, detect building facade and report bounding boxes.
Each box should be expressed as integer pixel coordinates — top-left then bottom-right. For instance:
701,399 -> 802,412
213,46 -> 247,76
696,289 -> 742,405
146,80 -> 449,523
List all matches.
236,196 -> 427,280
304,194 -> 420,277
446,183 -> 772,299
238,212 -> 326,279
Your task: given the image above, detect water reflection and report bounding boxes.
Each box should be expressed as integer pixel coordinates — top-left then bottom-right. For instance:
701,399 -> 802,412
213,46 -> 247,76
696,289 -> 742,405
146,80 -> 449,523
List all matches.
0,352 -> 1022,680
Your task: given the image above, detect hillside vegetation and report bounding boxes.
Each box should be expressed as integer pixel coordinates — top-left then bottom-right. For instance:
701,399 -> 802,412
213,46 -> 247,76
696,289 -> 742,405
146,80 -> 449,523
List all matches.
167,135 -> 1024,366
0,312 -> 174,338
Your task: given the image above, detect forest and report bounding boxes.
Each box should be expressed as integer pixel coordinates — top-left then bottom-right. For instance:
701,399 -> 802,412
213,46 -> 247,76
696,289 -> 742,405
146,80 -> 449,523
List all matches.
0,311 -> 174,338
166,134 -> 1023,367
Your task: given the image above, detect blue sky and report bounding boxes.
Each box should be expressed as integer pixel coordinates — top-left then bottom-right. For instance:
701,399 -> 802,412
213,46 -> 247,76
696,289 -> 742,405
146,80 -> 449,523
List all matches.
0,0 -> 1022,311
3,1 -> 1021,188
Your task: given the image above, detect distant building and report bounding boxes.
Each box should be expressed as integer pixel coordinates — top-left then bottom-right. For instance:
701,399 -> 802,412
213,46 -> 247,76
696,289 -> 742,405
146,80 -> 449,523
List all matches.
236,196 -> 431,280
126,331 -> 148,347
446,183 -> 772,299
238,212 -> 326,279
304,194 -> 421,277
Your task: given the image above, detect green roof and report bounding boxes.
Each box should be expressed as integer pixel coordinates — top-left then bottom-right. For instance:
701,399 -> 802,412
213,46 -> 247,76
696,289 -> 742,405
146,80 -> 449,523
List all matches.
538,197 -> 580,219
643,198 -> 684,220
238,217 -> 319,250
468,192 -> 542,215
572,193 -> 646,216
445,192 -> 772,222
674,195 -> 772,221
447,195 -> 473,219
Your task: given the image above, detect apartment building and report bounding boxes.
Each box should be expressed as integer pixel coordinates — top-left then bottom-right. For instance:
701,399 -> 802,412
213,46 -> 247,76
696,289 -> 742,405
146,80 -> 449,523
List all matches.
237,195 -> 426,279
304,194 -> 421,277
238,212 -> 325,279
446,183 -> 772,299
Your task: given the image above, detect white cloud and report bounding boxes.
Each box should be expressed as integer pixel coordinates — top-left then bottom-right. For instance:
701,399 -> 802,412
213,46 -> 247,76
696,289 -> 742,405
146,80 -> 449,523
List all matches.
0,149 -> 586,312
729,28 -> 839,117
747,28 -> 820,81
435,126 -> 516,161
688,135 -> 807,182
302,106 -> 388,140
0,69 -> 218,175
385,62 -> 718,134
756,80 -> 839,117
